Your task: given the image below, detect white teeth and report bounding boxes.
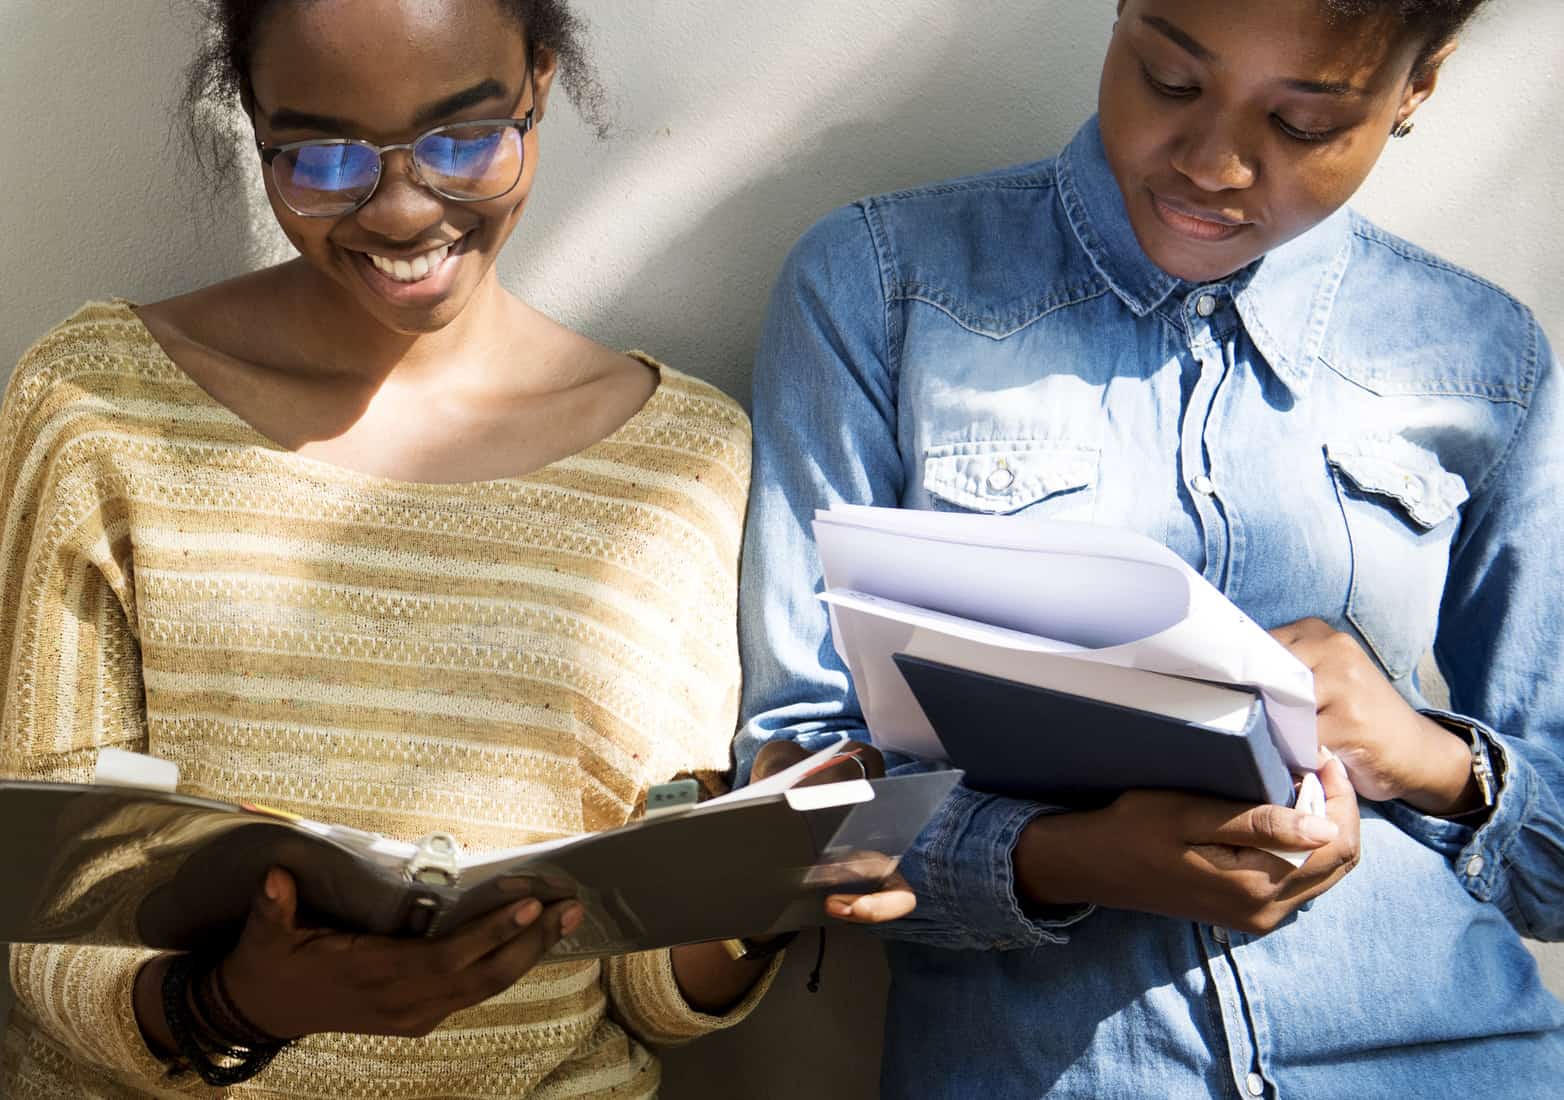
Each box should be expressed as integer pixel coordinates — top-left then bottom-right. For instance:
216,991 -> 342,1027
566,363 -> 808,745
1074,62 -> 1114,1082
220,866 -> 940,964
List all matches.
367,242 -> 453,283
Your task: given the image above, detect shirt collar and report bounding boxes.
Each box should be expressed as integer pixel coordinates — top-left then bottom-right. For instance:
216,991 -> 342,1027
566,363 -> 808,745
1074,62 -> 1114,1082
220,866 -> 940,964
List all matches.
1056,115 -> 1354,397
1056,116 -> 1181,317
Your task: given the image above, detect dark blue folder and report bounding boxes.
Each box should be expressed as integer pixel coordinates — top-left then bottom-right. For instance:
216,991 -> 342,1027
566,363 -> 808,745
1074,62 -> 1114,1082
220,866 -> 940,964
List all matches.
892,653 -> 1296,808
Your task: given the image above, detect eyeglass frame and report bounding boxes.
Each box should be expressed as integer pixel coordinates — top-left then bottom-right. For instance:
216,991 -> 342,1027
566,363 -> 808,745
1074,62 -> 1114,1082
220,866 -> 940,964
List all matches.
253,77 -> 538,218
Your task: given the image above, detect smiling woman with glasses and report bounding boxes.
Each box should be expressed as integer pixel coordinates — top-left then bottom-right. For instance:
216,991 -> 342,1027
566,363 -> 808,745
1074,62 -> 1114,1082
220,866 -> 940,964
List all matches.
0,2 -> 783,1097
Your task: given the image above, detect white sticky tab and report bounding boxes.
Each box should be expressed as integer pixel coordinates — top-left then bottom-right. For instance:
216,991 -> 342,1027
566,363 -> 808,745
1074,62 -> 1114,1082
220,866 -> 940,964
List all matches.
1263,772 -> 1329,868
784,778 -> 875,812
94,748 -> 179,792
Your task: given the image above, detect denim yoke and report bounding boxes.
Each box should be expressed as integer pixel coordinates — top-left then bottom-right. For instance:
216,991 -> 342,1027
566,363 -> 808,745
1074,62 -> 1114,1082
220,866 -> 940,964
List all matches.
739,118 -> 1564,1099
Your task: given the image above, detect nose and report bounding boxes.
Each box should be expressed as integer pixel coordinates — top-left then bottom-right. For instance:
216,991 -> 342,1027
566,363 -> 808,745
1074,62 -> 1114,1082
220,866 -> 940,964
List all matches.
351,149 -> 446,241
1169,114 -> 1258,193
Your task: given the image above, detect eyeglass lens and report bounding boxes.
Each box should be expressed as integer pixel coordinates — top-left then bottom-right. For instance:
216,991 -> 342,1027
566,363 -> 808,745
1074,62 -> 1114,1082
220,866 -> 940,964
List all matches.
272,123 -> 526,216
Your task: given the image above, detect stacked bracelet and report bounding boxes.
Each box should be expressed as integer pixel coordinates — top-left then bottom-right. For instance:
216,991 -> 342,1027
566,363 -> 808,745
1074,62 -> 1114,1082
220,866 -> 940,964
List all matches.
162,953 -> 291,1087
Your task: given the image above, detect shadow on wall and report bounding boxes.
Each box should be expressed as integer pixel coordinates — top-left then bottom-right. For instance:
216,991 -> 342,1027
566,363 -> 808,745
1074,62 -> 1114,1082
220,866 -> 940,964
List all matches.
497,0 -> 1106,399
0,0 -> 291,372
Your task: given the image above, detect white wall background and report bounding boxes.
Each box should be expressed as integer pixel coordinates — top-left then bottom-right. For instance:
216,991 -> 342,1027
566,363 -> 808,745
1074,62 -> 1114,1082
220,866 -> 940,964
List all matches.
0,1 -> 1560,1096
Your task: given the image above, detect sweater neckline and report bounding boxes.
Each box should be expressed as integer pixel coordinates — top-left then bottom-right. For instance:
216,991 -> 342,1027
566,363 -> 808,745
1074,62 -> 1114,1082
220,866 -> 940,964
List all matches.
107,298 -> 669,492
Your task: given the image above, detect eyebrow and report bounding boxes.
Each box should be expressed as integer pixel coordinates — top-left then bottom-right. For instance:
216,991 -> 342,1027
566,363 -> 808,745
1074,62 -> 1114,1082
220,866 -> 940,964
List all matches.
1142,16 -> 1214,63
1280,77 -> 1365,98
266,78 -> 513,135
1139,16 -> 1367,98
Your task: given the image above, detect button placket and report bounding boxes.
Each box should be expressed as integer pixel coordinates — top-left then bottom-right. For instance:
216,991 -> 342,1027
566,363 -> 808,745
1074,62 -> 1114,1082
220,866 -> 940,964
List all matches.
1199,924 -> 1265,1100
1179,341 -> 1230,583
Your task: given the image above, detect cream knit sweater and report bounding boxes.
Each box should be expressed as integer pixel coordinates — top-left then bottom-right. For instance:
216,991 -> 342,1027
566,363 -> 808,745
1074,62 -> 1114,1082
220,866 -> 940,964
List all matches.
0,302 -> 768,1098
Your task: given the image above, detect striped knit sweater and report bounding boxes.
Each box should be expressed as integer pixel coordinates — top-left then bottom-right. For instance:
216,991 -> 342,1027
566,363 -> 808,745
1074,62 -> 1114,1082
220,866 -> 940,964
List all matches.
0,301 -> 768,1099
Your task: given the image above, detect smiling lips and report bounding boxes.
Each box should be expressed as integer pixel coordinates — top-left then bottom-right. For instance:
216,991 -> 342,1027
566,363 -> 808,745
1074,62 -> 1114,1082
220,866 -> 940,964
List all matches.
1150,191 -> 1250,243
364,241 -> 456,284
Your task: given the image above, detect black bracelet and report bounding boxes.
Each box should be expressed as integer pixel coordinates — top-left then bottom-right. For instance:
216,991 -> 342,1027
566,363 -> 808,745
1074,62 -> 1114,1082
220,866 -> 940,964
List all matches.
196,962 -> 282,1051
161,953 -> 289,1087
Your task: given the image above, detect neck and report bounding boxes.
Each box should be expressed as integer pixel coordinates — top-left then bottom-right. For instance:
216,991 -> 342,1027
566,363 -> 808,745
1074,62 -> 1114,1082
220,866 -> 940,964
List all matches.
282,260 -> 519,385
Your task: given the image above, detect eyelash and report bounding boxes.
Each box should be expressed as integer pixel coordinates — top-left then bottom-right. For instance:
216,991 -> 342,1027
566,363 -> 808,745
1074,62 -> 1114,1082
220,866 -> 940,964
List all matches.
1138,64 -> 1340,144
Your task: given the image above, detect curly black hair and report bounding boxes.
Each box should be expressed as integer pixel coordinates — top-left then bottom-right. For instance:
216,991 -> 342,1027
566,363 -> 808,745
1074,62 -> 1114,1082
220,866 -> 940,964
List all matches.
1323,0 -> 1496,72
180,0 -> 609,189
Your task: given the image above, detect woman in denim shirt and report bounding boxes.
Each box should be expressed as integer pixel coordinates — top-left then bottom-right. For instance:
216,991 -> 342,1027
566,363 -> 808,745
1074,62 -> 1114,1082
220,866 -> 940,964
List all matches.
740,0 -> 1564,1096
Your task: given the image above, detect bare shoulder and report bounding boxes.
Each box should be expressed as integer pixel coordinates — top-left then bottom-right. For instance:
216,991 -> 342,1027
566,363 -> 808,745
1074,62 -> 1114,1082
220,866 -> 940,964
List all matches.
518,307 -> 660,437
134,266 -> 297,364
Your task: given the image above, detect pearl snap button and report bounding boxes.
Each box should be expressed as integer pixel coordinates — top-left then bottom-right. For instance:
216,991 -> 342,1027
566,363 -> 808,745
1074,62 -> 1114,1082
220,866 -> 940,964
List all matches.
985,466 -> 1016,494
1191,474 -> 1215,497
1196,294 -> 1218,317
1245,1072 -> 1266,1096
1212,926 -> 1230,945
1466,855 -> 1485,877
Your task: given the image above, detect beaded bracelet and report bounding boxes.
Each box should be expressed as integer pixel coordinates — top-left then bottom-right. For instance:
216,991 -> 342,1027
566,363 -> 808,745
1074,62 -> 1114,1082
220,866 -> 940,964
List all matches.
162,953 -> 290,1087
195,962 -> 281,1051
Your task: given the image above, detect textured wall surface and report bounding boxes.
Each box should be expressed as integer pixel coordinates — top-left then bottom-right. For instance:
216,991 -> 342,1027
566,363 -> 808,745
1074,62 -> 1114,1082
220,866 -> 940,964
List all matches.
0,1 -> 1560,1096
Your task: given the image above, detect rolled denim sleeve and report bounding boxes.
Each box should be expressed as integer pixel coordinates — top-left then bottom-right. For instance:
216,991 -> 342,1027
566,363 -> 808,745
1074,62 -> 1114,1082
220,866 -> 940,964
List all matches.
737,204 -> 1090,950
1389,320 -> 1564,941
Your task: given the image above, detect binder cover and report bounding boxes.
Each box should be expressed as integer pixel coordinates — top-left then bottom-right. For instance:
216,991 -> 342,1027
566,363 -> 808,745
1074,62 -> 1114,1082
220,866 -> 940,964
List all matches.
0,768 -> 958,958
892,654 -> 1295,808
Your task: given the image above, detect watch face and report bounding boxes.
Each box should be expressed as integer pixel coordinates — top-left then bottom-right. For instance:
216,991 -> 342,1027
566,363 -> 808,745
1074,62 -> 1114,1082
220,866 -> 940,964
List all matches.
724,931 -> 799,961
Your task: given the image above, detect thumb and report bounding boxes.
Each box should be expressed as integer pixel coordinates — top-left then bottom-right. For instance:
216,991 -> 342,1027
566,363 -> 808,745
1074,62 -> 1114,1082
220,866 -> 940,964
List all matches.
1202,801 -> 1340,851
252,866 -> 300,936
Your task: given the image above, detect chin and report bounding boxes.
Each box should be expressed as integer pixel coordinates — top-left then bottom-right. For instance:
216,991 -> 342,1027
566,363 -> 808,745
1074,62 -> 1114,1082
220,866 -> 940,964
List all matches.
1138,232 -> 1256,285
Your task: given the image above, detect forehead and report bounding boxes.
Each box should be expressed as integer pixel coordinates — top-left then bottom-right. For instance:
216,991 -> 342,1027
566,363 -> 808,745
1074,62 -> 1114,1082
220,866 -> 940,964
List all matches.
1123,0 -> 1419,92
248,0 -> 529,127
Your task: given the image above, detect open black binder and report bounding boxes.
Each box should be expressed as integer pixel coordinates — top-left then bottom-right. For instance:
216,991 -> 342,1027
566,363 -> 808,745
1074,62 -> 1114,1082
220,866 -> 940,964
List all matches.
0,764 -> 958,959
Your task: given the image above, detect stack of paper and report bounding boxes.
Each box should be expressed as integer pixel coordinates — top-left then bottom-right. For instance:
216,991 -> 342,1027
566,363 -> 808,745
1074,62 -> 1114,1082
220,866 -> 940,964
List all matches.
813,505 -> 1318,775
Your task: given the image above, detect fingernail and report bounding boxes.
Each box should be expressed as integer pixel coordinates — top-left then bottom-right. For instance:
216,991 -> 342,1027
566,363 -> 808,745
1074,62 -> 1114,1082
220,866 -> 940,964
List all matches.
264,870 -> 280,900
560,904 -> 585,938
826,897 -> 853,918
1299,815 -> 1339,844
513,899 -> 543,927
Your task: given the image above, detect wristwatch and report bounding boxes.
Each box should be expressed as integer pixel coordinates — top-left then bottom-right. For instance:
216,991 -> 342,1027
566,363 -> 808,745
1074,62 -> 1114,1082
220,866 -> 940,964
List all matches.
1428,713 -> 1497,819
720,931 -> 798,962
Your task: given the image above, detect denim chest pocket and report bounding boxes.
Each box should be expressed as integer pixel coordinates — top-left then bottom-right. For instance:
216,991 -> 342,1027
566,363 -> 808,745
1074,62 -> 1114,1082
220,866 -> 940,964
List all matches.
1326,437 -> 1468,680
922,440 -> 1099,517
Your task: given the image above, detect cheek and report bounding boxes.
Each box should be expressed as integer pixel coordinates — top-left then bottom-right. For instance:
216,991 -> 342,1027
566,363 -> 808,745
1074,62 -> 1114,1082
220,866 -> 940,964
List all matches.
262,185 -> 337,257
1269,145 -> 1379,233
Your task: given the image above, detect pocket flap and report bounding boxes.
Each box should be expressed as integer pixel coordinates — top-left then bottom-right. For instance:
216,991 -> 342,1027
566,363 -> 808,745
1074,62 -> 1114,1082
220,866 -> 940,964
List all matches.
1325,438 -> 1468,529
923,440 -> 1098,514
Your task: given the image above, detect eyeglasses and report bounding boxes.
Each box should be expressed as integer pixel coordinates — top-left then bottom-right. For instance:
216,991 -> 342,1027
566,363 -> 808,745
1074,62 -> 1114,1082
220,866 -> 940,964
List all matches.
256,109 -> 535,218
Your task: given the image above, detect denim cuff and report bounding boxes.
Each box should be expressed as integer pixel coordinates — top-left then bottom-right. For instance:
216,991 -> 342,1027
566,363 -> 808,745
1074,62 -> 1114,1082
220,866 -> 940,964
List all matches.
1378,708 -> 1532,904
894,784 -> 1094,951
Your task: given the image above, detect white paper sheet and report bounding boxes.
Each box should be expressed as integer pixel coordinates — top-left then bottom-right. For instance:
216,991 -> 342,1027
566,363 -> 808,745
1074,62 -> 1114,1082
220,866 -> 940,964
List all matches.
814,506 -> 1317,770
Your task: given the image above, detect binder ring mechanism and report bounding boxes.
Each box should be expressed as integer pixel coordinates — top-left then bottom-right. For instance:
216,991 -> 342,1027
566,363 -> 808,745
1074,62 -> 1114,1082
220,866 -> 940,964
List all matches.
407,833 -> 463,888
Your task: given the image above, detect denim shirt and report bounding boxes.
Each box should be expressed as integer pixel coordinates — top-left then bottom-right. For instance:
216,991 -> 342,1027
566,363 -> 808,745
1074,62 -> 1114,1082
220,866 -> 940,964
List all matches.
738,118 -> 1564,1099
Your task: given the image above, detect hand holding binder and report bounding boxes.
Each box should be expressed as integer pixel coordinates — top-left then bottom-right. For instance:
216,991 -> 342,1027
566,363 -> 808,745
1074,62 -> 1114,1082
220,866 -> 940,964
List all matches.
751,739 -> 917,924
1010,751 -> 1361,936
0,741 -> 959,959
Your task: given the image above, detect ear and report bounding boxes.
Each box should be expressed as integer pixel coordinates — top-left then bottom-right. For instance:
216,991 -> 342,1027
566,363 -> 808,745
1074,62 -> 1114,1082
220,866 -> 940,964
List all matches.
1397,37 -> 1458,127
529,46 -> 560,126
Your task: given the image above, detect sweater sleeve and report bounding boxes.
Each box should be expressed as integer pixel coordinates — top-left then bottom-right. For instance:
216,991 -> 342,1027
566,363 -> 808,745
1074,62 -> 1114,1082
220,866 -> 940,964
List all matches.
0,333 -> 205,1093
600,949 -> 780,1048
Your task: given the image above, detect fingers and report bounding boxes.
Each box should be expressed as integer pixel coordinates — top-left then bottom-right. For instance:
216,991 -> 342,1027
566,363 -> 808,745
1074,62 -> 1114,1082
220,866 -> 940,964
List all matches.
1268,617 -> 1331,649
824,874 -> 917,924
454,901 -> 583,1006
1194,799 -> 1340,853
249,866 -> 301,939
430,897 -> 547,974
751,740 -> 809,782
1294,754 -> 1362,876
